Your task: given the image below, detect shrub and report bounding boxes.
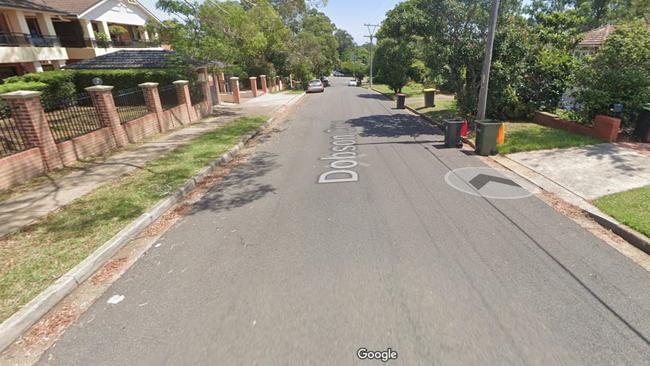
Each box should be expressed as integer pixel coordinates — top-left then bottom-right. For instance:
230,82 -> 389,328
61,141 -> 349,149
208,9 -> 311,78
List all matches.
575,21 -> 650,129
0,81 -> 47,94
3,70 -> 76,103
72,69 -> 196,92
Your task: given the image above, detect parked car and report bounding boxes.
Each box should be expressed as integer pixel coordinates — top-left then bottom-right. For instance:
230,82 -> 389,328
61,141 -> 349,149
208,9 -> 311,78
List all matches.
348,79 -> 358,86
307,79 -> 325,93
332,71 -> 344,77
320,76 -> 330,87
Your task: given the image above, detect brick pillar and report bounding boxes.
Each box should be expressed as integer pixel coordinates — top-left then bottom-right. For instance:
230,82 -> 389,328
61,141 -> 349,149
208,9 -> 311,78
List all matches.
1,90 -> 62,170
139,82 -> 167,133
173,80 -> 192,124
260,75 -> 268,94
218,72 -> 226,93
86,85 -> 129,147
230,77 -> 240,104
250,77 -> 258,97
278,76 -> 284,91
198,67 -> 212,113
211,72 -> 222,106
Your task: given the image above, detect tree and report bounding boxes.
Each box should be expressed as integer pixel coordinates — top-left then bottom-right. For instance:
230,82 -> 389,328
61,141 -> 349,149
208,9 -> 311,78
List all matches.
334,29 -> 355,62
374,38 -> 413,93
575,21 -> 650,128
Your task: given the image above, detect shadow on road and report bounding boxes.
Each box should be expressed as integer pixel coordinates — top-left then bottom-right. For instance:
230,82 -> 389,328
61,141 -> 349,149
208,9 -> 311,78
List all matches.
347,113 -> 442,138
356,93 -> 391,100
191,151 -> 277,214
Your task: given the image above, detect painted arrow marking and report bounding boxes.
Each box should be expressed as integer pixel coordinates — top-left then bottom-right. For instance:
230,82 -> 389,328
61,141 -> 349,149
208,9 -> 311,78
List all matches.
469,174 -> 520,190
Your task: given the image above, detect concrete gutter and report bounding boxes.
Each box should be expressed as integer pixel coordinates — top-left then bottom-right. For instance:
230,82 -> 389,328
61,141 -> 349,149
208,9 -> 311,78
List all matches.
387,87 -> 650,255
0,103 -> 299,352
491,154 -> 650,255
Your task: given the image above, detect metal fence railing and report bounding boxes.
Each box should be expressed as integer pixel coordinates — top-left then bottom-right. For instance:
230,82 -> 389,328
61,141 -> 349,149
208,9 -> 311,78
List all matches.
158,84 -> 178,110
0,102 -> 33,158
113,87 -> 149,124
189,82 -> 206,105
42,93 -> 104,143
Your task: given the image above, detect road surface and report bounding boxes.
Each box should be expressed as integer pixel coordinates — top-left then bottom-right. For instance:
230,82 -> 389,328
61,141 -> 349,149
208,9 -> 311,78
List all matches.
38,78 -> 650,365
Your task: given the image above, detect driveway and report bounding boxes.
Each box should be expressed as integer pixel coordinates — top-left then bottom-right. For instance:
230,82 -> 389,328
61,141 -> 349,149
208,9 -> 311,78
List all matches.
508,143 -> 650,200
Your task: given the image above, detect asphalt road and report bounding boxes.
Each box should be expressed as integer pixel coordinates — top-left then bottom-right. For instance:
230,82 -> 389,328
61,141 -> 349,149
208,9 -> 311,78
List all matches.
38,78 -> 650,365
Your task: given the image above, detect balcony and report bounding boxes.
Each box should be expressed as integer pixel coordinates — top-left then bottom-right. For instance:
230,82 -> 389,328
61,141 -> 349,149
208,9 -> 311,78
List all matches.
110,39 -> 161,48
0,32 -> 61,47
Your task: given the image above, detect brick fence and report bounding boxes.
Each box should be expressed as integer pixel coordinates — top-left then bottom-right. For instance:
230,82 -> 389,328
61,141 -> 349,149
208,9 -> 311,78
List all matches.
0,80 -> 210,190
534,112 -> 621,142
0,72 -> 287,190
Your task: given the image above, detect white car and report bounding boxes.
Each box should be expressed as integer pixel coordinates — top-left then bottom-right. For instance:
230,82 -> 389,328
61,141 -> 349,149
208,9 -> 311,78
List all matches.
348,79 -> 358,86
307,79 -> 324,93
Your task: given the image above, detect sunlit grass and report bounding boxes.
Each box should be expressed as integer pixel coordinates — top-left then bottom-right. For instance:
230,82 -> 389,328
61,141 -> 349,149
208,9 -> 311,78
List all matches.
0,116 -> 267,321
594,185 -> 650,238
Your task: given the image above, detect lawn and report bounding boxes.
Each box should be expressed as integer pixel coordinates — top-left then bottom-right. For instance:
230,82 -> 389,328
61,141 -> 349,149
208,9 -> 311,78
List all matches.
0,115 -> 267,322
594,185 -> 650,238
371,82 -> 426,99
497,123 -> 602,154
411,99 -> 459,124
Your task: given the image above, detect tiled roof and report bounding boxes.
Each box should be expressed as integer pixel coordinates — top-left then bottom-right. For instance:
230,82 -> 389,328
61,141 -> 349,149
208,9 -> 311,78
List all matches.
63,50 -> 222,69
42,0 -> 100,15
579,24 -> 615,47
0,0 -> 70,14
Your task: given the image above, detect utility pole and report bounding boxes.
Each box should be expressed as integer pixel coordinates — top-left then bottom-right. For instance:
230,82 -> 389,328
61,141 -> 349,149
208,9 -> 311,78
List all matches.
364,23 -> 379,88
476,0 -> 500,120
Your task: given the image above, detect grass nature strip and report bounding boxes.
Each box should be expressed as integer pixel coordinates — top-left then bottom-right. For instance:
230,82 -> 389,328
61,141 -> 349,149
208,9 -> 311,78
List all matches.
594,185 -> 650,238
497,123 -> 602,154
0,116 -> 267,322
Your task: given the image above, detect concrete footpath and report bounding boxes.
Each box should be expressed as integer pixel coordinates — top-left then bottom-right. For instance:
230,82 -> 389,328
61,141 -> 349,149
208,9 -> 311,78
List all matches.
0,92 -> 302,238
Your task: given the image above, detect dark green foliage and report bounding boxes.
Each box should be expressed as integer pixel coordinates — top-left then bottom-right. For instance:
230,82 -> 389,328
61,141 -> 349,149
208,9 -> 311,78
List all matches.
3,70 -> 76,103
575,21 -> 650,128
374,38 -> 413,94
71,69 -> 196,92
3,69 -> 196,98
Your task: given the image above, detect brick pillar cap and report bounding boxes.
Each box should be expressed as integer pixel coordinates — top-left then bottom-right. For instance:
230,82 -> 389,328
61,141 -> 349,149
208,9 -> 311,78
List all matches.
249,76 -> 257,80
173,80 -> 189,85
0,90 -> 42,99
139,82 -> 159,88
260,75 -> 266,77
230,77 -> 239,80
85,85 -> 114,92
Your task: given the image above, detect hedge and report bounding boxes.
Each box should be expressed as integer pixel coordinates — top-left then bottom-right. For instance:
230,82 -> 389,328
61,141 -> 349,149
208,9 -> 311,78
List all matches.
71,69 -> 197,92
0,81 -> 47,94
2,68 -> 197,103
3,71 -> 76,104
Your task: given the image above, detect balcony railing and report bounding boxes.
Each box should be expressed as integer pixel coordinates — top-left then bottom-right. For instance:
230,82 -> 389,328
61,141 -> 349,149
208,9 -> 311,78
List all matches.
0,32 -> 61,47
110,39 -> 161,48
57,35 -> 161,49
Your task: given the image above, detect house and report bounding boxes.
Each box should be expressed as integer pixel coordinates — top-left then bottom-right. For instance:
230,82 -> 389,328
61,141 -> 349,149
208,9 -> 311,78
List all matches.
574,24 -> 615,57
0,0 -> 163,78
0,0 -> 70,78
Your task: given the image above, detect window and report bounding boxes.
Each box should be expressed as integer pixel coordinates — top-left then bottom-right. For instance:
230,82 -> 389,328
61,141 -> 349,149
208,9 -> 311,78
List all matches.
25,17 -> 41,36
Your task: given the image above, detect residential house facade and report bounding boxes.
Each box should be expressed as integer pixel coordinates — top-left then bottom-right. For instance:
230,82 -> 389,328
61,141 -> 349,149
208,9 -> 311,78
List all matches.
0,0 -> 162,78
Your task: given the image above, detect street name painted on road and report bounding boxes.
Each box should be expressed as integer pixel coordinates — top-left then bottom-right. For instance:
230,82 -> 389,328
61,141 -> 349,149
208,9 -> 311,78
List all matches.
318,121 -> 359,184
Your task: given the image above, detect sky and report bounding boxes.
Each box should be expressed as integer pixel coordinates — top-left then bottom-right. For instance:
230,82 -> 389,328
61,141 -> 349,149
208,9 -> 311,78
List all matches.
139,0 -> 405,45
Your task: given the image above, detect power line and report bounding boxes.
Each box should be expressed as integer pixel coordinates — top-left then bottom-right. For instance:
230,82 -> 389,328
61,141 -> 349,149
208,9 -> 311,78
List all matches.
363,23 -> 379,88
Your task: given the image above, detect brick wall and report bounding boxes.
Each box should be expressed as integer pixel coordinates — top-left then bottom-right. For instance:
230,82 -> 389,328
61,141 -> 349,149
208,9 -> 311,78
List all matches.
534,112 -> 621,142
124,114 -> 160,143
69,127 -> 116,159
0,79 -> 217,191
0,148 -> 46,190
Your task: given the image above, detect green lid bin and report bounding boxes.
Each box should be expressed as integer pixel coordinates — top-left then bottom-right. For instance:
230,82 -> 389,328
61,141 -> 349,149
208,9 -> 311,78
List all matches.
475,119 -> 500,156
